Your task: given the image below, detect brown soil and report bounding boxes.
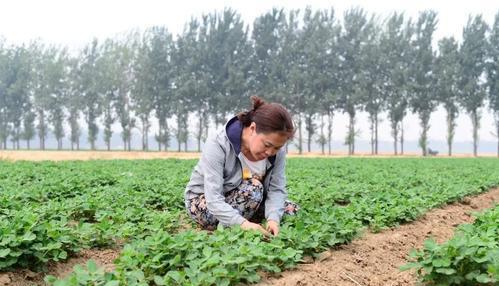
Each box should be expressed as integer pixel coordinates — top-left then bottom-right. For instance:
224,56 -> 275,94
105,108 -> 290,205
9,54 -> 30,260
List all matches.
1,248 -> 120,286
1,150 -> 496,162
258,188 -> 499,286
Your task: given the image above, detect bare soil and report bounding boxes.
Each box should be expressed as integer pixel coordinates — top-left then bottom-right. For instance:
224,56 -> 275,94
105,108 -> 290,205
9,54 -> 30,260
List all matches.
2,248 -> 120,286
1,150 -> 496,162
258,188 -> 499,286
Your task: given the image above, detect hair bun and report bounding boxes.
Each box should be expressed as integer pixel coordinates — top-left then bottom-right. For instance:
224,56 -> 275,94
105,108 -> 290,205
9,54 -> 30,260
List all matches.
250,95 -> 266,111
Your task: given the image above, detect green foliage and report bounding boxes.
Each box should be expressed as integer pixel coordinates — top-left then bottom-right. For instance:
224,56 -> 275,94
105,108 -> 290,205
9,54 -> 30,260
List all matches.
403,205 -> 499,285
0,159 -> 194,270
44,260 -> 121,286
1,158 -> 498,285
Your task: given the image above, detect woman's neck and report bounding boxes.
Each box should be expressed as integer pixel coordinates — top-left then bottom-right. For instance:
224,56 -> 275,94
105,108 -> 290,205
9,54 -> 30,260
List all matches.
241,127 -> 258,161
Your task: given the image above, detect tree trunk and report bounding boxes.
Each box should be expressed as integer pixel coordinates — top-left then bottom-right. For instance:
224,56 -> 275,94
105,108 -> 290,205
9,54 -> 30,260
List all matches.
348,113 -> 355,155
419,114 -> 430,156
320,114 -> 325,155
16,131 -> 20,149
375,113 -> 379,155
446,110 -> 455,157
142,127 -> 146,151
297,115 -> 303,154
496,117 -> 499,157
39,110 -> 45,150
145,127 -> 149,151
306,114 -> 312,153
158,119 -> 162,152
164,120 -> 169,152
177,115 -> 181,152
470,110 -> 480,157
327,110 -> 333,155
128,133 -> 132,151
183,114 -> 188,152
370,114 -> 375,155
391,120 -> 398,155
400,120 -> 405,155
27,139 -> 30,150
142,116 -> 149,151
197,113 -> 203,152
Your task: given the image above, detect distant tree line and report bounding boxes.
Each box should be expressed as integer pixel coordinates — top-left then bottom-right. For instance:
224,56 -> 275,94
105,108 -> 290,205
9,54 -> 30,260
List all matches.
0,8 -> 498,156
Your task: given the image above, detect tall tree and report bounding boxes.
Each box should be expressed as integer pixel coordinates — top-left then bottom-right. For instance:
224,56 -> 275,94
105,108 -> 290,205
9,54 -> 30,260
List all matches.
31,43 -> 51,150
323,15 -> 341,155
114,32 -> 139,151
4,45 -> 31,149
338,8 -> 370,155
435,37 -> 460,156
459,15 -> 488,156
191,18 -> 211,151
381,13 -> 413,155
0,41 -> 7,149
408,11 -> 438,156
132,33 -> 155,151
174,19 -> 206,152
67,56 -> 82,150
487,12 -> 499,157
45,47 -> 69,150
203,9 -> 251,128
302,8 -> 337,153
79,39 -> 102,150
97,39 -> 118,151
359,15 -> 384,155
279,10 -> 306,153
147,26 -> 174,151
250,8 -> 285,97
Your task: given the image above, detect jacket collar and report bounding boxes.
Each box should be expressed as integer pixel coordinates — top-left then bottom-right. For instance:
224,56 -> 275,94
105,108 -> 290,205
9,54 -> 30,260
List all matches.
224,116 -> 276,165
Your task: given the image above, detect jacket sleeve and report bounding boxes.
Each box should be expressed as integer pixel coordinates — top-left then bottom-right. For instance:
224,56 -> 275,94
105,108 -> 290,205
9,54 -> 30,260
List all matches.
265,148 -> 288,224
202,135 -> 246,227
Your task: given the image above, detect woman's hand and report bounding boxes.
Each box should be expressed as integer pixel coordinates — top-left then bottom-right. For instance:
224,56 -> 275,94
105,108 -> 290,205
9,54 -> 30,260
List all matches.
266,220 -> 280,236
240,220 -> 270,236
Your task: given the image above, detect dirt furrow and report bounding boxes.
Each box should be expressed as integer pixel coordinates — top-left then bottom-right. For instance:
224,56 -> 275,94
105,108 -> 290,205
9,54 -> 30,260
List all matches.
259,188 -> 499,286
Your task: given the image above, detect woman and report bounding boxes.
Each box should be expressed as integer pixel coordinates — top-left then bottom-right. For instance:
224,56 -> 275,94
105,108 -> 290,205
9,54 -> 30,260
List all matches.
185,96 -> 298,236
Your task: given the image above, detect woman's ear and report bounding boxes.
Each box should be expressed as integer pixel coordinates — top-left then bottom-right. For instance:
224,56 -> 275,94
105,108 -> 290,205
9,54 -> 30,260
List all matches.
250,122 -> 257,134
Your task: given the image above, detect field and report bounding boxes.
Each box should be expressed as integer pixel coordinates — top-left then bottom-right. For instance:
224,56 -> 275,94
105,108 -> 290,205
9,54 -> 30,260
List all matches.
0,153 -> 498,285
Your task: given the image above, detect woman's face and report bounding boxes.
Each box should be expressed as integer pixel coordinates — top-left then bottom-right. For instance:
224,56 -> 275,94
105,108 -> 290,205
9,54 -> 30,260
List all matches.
246,122 -> 288,161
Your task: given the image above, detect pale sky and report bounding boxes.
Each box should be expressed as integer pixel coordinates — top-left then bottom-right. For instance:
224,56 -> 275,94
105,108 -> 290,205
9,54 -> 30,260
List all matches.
1,0 -> 498,146
2,0 -> 498,49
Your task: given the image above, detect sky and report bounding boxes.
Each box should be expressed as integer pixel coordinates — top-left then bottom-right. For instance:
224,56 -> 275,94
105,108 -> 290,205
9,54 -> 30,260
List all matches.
1,0 -> 499,149
2,0 -> 499,50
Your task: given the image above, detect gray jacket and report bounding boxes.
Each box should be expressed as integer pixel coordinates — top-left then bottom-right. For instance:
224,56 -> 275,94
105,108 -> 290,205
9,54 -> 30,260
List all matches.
185,116 -> 287,226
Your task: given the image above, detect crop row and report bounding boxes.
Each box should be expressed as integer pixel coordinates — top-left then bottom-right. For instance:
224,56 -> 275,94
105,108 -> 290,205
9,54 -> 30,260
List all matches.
403,204 -> 499,285
1,158 -> 498,285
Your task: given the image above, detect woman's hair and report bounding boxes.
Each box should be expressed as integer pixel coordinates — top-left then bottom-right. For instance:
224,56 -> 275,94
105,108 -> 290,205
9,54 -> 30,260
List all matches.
237,96 -> 295,139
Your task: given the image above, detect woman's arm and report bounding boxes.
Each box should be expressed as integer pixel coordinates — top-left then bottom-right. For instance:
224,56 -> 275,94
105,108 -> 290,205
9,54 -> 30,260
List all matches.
265,148 -> 287,224
201,135 -> 246,227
